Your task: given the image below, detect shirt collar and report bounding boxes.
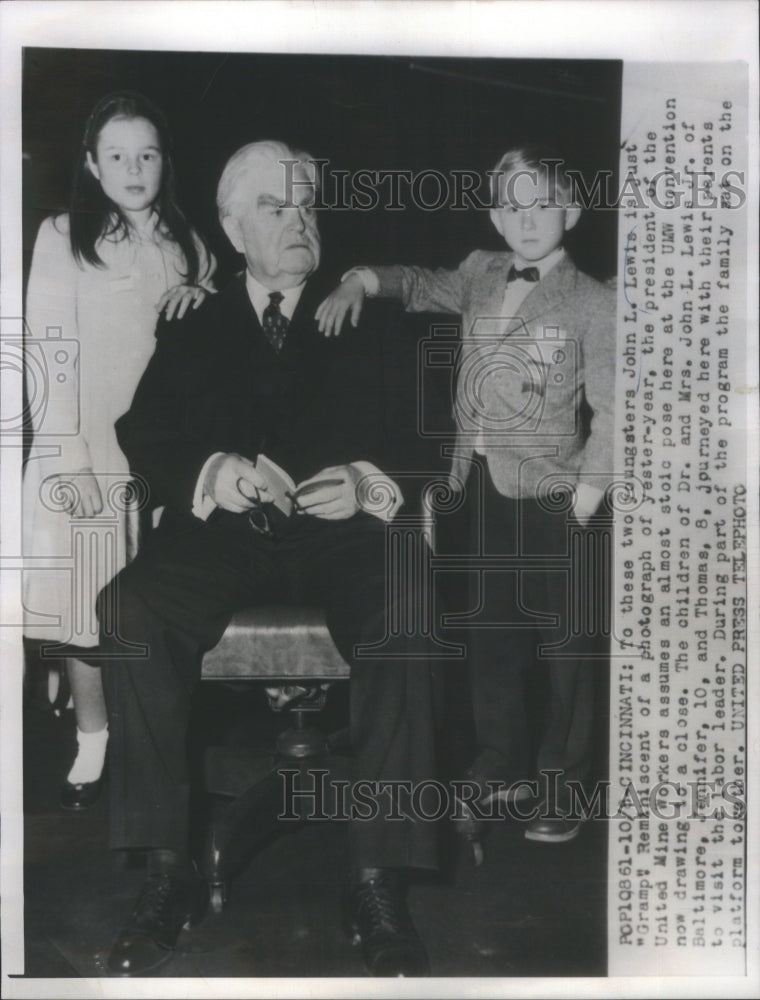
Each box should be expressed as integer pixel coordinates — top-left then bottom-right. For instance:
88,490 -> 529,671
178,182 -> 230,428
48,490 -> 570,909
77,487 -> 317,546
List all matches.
134,210 -> 160,237
104,209 -> 160,244
245,271 -> 305,325
511,246 -> 565,281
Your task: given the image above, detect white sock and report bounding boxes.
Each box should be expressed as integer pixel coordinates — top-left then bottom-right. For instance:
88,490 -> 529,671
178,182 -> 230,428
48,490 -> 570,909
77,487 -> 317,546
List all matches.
66,725 -> 108,785
47,669 -> 60,705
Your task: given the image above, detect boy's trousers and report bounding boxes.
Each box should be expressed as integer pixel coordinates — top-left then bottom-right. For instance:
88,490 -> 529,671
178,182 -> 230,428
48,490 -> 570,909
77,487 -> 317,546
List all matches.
461,459 -> 611,802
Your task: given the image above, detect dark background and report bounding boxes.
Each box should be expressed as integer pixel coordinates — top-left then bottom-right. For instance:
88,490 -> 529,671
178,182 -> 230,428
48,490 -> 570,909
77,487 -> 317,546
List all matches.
23,49 -> 622,288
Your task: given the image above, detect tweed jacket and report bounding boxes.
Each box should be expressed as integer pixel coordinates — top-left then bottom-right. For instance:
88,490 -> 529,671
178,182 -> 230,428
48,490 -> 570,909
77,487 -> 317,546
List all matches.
376,251 -> 616,501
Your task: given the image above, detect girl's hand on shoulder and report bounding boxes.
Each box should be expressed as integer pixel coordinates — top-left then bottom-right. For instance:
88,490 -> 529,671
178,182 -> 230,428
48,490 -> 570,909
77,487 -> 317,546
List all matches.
157,284 -> 210,321
315,274 -> 366,337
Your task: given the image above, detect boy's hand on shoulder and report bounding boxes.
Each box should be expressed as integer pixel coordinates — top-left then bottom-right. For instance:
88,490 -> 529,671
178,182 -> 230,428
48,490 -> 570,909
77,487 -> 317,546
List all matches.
157,284 -> 211,322
315,273 -> 366,337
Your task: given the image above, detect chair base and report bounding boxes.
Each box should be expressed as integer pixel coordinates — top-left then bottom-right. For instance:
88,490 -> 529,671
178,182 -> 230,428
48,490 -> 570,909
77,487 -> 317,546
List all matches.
198,607 -> 353,911
202,732 -> 350,910
276,723 -> 327,758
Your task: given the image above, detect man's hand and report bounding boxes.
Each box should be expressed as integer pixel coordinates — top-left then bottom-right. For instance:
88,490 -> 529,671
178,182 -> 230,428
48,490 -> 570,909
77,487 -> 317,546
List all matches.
292,465 -> 361,519
204,453 -> 270,513
157,284 -> 210,321
65,471 -> 103,518
314,274 -> 366,337
573,482 -> 603,526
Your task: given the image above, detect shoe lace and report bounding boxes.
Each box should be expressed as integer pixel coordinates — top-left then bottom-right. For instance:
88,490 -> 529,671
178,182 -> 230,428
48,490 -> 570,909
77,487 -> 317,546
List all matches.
356,875 -> 406,935
131,873 -> 173,927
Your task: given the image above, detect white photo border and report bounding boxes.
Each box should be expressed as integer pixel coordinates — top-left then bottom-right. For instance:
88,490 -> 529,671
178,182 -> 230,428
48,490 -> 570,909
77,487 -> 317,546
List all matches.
1,2 -> 758,998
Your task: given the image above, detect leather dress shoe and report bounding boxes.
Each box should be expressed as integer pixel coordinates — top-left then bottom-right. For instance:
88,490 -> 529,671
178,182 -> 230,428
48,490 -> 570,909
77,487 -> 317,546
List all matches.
107,867 -> 208,976
452,763 -> 534,841
343,869 -> 429,976
60,775 -> 103,811
525,814 -> 581,843
459,766 -> 535,809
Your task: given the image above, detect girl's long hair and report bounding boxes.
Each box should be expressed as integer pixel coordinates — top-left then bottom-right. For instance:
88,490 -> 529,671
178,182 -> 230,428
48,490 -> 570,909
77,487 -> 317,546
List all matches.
69,91 -> 205,283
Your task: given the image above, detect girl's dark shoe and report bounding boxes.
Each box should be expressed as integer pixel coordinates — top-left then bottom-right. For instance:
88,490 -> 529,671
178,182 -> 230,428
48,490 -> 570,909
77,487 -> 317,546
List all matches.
60,775 -> 103,810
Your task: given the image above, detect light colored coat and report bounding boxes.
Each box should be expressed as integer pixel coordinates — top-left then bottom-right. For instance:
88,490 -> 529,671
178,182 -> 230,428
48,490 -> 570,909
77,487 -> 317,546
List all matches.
22,214 -> 215,644
377,251 -> 616,501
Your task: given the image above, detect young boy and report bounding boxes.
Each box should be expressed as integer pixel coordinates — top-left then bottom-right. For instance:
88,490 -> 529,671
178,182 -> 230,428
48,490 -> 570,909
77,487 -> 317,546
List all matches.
316,145 -> 616,843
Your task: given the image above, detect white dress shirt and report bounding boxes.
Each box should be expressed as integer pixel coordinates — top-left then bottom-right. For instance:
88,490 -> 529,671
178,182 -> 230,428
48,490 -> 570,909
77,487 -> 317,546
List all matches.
497,247 -> 564,322
473,247 -> 565,454
245,270 -> 304,324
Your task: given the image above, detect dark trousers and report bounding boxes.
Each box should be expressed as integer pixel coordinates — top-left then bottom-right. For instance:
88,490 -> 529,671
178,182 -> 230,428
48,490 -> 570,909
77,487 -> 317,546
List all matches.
97,510 -> 438,871
463,463 -> 610,801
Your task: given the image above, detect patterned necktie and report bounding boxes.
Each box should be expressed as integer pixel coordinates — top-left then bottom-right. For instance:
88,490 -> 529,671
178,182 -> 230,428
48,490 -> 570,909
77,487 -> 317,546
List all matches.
507,265 -> 540,284
262,291 -> 289,352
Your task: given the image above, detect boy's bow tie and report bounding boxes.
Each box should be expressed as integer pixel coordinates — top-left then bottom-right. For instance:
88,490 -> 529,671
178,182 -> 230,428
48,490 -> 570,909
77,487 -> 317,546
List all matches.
507,265 -> 540,284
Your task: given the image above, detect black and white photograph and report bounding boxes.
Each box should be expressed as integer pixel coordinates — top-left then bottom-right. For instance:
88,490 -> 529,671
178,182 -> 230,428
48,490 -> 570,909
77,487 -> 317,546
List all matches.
0,3 -> 757,997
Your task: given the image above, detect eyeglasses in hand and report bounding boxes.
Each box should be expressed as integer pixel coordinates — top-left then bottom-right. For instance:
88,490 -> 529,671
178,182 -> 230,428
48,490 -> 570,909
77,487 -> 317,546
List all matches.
237,476 -> 276,538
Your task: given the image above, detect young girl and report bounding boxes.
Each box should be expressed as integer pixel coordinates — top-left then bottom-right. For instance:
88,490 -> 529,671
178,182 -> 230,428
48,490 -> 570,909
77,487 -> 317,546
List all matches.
23,91 -> 215,809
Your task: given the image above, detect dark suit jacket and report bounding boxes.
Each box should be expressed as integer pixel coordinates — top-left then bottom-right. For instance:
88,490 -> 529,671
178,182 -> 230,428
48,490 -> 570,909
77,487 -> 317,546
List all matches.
116,273 -> 438,524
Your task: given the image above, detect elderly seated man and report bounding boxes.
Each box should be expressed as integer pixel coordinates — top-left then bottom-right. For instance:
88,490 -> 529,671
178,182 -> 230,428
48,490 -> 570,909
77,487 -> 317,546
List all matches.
97,140 -> 441,978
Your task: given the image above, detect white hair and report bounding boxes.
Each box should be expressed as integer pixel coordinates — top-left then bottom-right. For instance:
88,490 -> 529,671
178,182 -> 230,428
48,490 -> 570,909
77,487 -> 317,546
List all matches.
216,140 -> 318,220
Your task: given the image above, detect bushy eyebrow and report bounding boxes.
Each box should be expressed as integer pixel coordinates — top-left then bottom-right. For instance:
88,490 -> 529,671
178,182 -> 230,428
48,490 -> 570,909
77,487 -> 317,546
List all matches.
256,192 -> 315,209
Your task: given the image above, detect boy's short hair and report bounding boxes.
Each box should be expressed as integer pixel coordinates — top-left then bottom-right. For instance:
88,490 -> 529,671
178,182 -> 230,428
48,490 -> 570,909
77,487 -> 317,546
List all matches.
490,143 -> 575,207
